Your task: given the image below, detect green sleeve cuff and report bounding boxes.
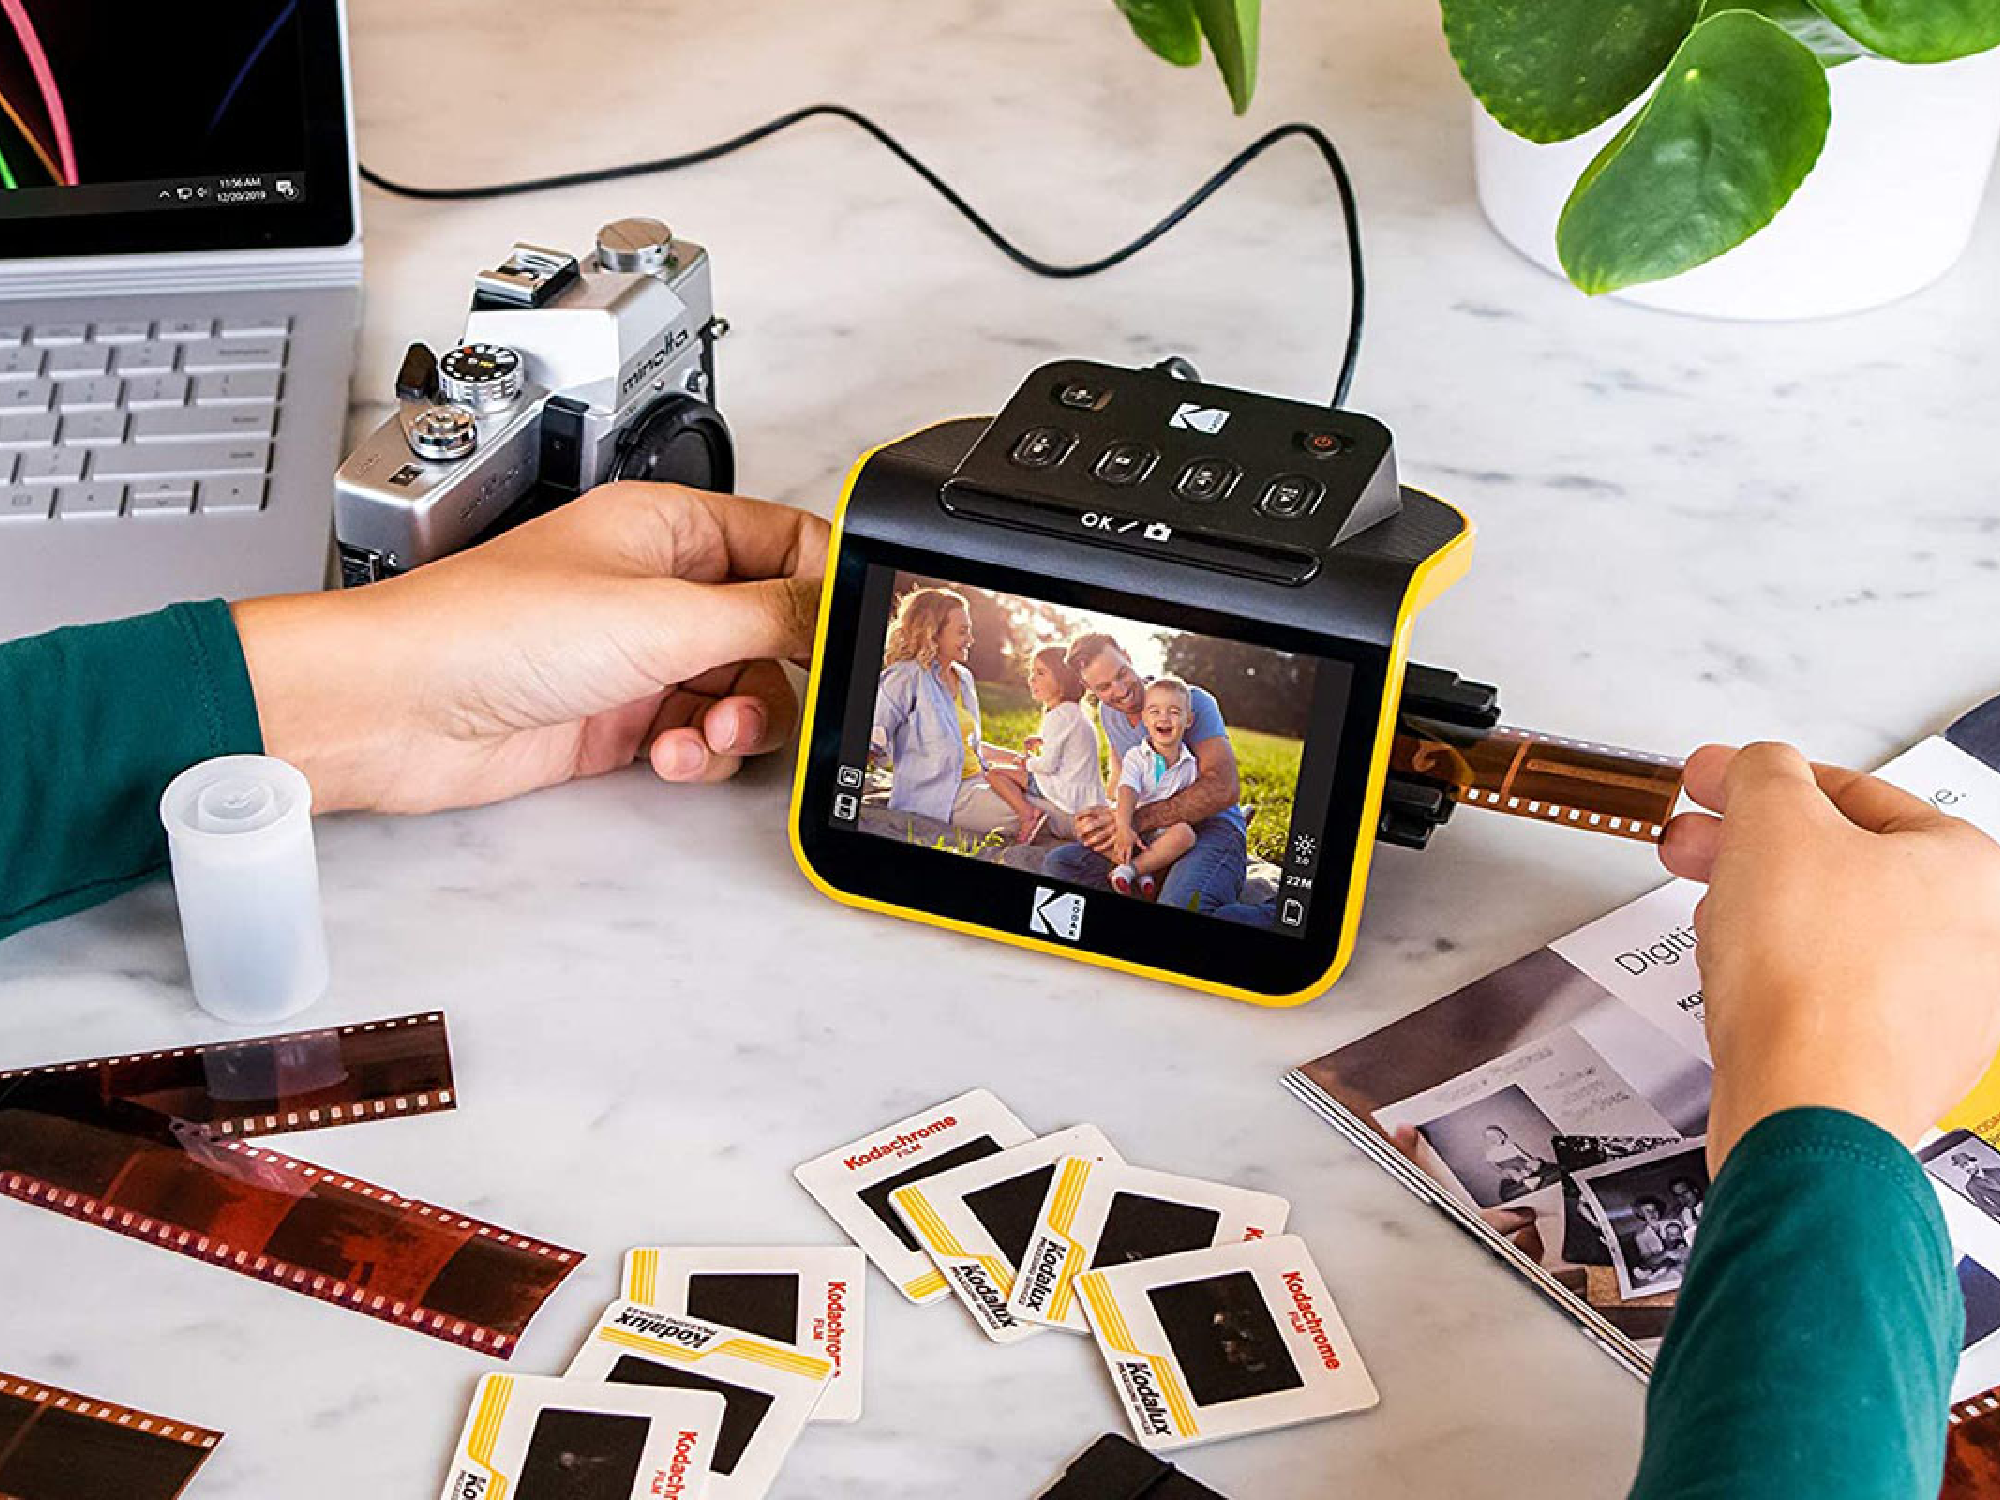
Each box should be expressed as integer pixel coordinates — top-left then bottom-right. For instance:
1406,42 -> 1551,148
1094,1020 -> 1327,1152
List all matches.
0,600 -> 264,939
1631,1105 -> 1958,1500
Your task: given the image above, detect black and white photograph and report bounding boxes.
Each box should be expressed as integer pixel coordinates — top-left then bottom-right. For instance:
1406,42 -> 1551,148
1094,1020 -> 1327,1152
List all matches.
1923,1131 -> 2000,1224
1552,1134 -> 1682,1266
1147,1270 -> 1306,1408
1092,1192 -> 1224,1269
1573,1139 -> 1710,1299
1414,1084 -> 1565,1210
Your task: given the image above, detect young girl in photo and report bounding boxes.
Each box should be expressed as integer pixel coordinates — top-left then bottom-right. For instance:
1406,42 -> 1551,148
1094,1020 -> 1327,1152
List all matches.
986,646 -> 1107,843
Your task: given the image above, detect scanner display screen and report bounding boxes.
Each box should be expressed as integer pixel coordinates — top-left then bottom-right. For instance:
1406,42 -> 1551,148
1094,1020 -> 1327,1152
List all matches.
829,564 -> 1351,938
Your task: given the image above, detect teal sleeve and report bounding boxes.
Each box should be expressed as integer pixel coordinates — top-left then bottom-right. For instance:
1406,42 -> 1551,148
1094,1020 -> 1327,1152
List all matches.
1629,1107 -> 1960,1500
0,601 -> 263,939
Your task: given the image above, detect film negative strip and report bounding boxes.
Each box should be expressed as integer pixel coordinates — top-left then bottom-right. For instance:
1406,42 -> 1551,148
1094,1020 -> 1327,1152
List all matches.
0,1369 -> 220,1500
1946,1385 -> 2000,1498
0,1011 -> 455,1140
1392,720 -> 1686,844
0,1013 -> 580,1355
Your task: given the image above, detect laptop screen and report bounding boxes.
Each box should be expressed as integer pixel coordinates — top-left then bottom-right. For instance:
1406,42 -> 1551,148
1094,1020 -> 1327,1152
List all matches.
0,0 -> 355,260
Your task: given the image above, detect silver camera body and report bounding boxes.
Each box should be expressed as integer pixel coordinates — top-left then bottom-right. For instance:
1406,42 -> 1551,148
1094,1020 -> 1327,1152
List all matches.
334,217 -> 732,584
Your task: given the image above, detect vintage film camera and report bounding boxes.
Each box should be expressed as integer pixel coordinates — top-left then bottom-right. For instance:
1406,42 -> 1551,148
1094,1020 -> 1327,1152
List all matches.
334,217 -> 732,584
789,360 -> 1683,1005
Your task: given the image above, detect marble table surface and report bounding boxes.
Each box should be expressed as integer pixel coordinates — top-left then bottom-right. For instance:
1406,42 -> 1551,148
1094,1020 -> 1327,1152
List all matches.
5,1 -> 2000,1496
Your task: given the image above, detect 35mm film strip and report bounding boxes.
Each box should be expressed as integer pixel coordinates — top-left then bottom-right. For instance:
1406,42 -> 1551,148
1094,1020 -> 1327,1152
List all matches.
0,1012 -> 580,1355
0,1369 -> 220,1500
1947,1386 -> 2000,1497
1392,721 -> 1687,844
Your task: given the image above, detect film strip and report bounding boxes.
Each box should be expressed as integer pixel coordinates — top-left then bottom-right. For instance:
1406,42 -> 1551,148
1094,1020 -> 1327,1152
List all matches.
0,1010 -> 455,1139
0,1013 -> 580,1356
1391,720 -> 1686,844
1947,1386 -> 2000,1498
0,1369 -> 220,1500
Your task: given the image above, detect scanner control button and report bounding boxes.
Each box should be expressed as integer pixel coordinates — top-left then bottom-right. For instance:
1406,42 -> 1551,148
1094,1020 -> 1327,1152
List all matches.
1174,456 -> 1239,504
1055,380 -> 1112,411
1258,473 -> 1325,519
1092,442 -> 1156,487
1011,426 -> 1074,470
1299,429 -> 1346,459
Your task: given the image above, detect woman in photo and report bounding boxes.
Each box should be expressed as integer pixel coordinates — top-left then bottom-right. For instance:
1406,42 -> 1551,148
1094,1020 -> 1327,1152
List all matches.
871,588 -> 1020,834
984,645 -> 1107,843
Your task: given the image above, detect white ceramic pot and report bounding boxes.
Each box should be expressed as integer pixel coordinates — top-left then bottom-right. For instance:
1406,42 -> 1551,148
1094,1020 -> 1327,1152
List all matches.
1471,47 -> 2000,319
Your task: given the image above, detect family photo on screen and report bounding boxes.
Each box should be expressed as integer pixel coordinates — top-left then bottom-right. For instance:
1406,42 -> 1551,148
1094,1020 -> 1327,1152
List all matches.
860,573 -> 1316,928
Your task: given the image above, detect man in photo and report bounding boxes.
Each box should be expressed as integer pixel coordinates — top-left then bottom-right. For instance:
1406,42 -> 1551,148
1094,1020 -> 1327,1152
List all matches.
1042,633 -> 1271,924
1668,1175 -> 1704,1236
1482,1124 -> 1558,1202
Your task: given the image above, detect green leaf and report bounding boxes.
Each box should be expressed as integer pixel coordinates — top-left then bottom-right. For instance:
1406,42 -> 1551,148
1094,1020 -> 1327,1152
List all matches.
1191,0 -> 1261,113
1441,0 -> 1702,143
1557,10 -> 1831,293
1697,0 -> 1871,61
1802,0 -> 2000,60
1115,0 -> 1204,66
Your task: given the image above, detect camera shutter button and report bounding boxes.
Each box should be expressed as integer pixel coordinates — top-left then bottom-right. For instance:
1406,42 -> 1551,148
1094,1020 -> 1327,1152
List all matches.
596,217 -> 675,273
405,405 -> 478,461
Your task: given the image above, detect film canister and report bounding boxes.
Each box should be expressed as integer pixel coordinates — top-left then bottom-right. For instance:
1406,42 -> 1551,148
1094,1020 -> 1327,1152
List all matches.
159,755 -> 330,1024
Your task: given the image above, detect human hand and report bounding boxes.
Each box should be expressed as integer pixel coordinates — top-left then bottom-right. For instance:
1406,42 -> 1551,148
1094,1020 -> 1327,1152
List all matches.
1111,823 -> 1138,868
1073,804 -> 1118,857
234,482 -> 829,814
1661,742 -> 2000,1170
1022,735 -> 1044,755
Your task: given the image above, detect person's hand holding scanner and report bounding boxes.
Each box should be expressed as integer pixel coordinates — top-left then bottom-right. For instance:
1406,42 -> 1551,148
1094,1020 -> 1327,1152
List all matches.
231,482 -> 830,814
1660,742 -> 2000,1171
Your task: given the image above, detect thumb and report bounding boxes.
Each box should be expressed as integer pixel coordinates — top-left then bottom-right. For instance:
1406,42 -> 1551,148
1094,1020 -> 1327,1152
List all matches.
1809,762 -> 1948,836
639,575 -> 823,679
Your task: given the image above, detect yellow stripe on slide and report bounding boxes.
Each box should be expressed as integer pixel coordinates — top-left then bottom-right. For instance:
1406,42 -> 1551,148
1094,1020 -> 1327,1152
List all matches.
716,1338 -> 832,1380
896,1190 -> 969,1258
1048,1159 -> 1093,1233
628,1249 -> 659,1306
600,1326 -> 703,1364
1076,1279 -> 1197,1435
905,1269 -> 948,1300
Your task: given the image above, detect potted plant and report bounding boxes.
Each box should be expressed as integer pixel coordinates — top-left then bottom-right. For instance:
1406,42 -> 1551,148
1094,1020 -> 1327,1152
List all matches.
1113,1 -> 2000,318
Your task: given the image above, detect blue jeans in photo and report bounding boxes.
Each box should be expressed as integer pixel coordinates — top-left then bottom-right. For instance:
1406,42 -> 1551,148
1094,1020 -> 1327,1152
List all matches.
1042,816 -> 1273,928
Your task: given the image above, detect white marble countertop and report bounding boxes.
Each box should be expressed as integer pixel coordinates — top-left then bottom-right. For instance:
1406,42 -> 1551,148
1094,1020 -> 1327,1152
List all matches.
5,1 -> 2000,1496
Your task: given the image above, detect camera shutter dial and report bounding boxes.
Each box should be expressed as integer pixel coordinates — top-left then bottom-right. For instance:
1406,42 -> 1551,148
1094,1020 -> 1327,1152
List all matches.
596,217 -> 675,274
437,343 -> 524,413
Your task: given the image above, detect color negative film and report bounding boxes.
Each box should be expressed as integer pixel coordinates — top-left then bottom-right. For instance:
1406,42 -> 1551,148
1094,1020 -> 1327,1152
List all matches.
566,1300 -> 833,1500
1008,1159 -> 1290,1335
890,1124 -> 1122,1344
1948,1385 -> 2000,1499
1393,720 -> 1686,844
439,1372 -> 726,1500
0,1369 -> 221,1500
0,1010 -> 458,1140
623,1246 -> 866,1423
0,1012 -> 581,1355
1075,1235 -> 1377,1452
794,1087 -> 1032,1304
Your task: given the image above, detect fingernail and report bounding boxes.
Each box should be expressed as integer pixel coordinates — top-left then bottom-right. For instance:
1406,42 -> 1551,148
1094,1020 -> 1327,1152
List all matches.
666,738 -> 705,776
729,701 -> 767,751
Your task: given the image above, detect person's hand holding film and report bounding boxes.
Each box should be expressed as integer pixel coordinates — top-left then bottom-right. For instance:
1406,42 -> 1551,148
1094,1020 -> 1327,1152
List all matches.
1661,742 -> 2000,1170
233,482 -> 830,814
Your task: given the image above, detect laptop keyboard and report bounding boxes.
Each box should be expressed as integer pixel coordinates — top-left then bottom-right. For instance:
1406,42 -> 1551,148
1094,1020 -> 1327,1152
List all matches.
0,315 -> 287,523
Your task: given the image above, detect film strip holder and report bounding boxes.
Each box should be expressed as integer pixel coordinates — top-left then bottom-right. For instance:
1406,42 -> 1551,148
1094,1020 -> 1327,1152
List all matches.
1382,665 -> 1686,849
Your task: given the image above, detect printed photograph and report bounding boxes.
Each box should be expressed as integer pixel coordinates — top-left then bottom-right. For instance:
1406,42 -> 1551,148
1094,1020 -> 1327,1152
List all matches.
859,571 -> 1315,926
1573,1140 -> 1710,1300
1923,1131 -> 2000,1224
1551,1135 -> 1681,1267
1412,1084 -> 1563,1209
1148,1270 -> 1305,1407
1092,1192 -> 1223,1268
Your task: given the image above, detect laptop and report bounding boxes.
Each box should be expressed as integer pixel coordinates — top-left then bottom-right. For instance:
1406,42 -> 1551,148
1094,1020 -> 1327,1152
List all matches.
0,0 -> 361,641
